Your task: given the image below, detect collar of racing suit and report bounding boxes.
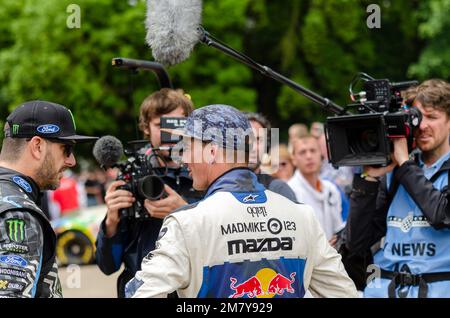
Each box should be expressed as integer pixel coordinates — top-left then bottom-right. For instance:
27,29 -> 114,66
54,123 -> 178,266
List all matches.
204,167 -> 265,199
0,166 -> 42,203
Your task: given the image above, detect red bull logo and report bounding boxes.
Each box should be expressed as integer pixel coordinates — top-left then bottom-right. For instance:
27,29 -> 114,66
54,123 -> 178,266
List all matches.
229,268 -> 297,298
229,277 -> 263,298
267,272 -> 296,295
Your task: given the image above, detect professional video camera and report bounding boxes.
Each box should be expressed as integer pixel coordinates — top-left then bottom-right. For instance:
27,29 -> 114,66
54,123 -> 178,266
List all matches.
325,73 -> 421,167
161,25 -> 422,169
115,140 -> 167,219
93,116 -> 190,219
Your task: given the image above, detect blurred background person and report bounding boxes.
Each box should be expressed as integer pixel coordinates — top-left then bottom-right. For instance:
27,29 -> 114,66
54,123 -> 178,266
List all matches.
51,170 -> 83,216
288,135 -> 344,246
317,132 -> 354,222
289,123 -> 309,141
261,144 -> 295,182
246,112 -> 297,202
310,122 -> 324,138
288,123 -> 308,154
84,168 -> 107,207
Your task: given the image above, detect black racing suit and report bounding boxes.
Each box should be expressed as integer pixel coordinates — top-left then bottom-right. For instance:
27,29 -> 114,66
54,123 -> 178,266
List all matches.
0,167 -> 62,298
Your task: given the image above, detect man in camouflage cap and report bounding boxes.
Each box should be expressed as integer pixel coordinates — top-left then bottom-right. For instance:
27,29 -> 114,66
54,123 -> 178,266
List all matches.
126,104 -> 357,298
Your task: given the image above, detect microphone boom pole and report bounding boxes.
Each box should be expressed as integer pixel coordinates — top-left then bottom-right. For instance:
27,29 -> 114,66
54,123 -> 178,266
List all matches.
198,27 -> 347,116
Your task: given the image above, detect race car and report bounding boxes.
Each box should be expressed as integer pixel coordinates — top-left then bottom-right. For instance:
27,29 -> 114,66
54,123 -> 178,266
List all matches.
51,205 -> 106,266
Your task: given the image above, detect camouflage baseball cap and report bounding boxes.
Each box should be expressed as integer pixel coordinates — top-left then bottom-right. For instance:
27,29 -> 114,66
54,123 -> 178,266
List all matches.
168,104 -> 254,151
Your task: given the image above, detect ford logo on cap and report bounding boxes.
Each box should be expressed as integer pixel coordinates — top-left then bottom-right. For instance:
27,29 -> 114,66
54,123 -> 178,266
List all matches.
37,124 -> 60,134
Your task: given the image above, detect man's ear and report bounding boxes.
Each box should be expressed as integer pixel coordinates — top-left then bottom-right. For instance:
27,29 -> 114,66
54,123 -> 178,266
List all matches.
208,143 -> 220,164
28,137 -> 46,160
143,127 -> 150,137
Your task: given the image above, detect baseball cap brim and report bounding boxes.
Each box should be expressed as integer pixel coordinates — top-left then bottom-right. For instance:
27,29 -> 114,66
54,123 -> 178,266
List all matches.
55,135 -> 99,143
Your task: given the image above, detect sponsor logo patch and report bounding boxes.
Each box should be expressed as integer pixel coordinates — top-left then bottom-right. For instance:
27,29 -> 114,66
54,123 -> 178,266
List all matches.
0,267 -> 28,279
227,237 -> 293,255
5,219 -> 26,243
37,124 -> 60,134
12,124 -> 20,135
12,176 -> 32,193
220,219 -> 296,236
0,242 -> 29,254
0,280 -> 25,291
0,255 -> 28,268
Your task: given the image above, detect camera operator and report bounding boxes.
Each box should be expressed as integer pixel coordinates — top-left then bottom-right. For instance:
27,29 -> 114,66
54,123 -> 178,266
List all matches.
95,88 -> 196,297
346,79 -> 450,297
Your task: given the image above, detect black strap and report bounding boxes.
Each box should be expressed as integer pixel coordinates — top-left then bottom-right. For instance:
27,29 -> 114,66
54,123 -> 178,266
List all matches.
381,269 -> 450,298
385,168 -> 400,212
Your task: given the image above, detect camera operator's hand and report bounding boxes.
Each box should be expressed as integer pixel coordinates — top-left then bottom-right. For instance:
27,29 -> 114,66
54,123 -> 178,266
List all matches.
363,161 -> 397,181
104,180 -> 135,237
144,184 -> 187,219
391,137 -> 409,166
362,138 -> 409,181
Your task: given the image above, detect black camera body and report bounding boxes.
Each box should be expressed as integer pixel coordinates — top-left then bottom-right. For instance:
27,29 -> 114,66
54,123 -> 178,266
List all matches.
116,140 -> 166,219
325,76 -> 421,167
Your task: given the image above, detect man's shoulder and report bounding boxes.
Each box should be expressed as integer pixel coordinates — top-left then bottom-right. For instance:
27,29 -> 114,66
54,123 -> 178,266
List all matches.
0,188 -> 40,215
171,200 -> 202,215
267,178 -> 298,202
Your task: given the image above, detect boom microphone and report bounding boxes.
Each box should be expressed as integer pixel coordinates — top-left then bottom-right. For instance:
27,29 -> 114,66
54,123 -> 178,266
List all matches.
145,0 -> 202,66
93,135 -> 124,168
145,0 -> 346,115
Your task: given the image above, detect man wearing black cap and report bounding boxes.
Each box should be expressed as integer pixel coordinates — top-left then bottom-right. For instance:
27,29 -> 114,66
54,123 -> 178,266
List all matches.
0,100 -> 97,297
126,104 -> 357,298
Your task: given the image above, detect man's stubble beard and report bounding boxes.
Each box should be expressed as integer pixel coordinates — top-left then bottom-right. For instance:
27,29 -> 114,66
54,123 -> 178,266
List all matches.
35,151 -> 62,191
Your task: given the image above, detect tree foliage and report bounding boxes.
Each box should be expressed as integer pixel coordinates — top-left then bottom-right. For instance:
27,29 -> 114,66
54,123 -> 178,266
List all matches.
0,0 -> 447,150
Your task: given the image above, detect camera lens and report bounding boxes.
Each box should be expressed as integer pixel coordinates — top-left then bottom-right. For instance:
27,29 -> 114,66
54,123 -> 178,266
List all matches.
349,128 -> 379,154
137,175 -> 165,200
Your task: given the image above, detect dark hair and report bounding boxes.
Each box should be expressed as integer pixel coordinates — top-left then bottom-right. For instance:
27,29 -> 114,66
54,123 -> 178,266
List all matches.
245,112 -> 271,130
245,112 -> 272,152
138,88 -> 194,139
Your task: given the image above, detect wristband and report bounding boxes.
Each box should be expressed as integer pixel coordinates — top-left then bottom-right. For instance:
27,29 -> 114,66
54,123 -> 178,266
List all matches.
360,172 -> 380,182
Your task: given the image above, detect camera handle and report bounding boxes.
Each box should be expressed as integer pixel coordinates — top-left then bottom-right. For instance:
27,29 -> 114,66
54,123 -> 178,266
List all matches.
112,57 -> 173,89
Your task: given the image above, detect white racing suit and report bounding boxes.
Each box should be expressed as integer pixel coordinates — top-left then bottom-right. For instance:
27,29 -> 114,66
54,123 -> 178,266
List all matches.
126,168 -> 357,298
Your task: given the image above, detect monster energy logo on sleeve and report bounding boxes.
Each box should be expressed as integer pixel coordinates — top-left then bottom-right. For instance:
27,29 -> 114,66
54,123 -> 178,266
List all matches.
12,124 -> 20,135
6,219 -> 26,243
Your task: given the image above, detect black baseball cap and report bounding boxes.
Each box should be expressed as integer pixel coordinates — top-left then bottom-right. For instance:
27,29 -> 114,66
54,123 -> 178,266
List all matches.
4,100 -> 98,143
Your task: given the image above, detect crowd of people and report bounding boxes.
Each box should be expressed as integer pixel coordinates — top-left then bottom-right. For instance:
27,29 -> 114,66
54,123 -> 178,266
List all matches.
0,77 -> 449,299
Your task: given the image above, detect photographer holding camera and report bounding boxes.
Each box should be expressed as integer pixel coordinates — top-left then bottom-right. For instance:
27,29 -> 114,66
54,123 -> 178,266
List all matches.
95,88 -> 196,297
346,79 -> 450,297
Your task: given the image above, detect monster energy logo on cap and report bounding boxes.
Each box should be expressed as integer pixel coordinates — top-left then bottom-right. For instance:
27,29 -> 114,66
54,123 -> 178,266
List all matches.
12,124 -> 19,135
6,219 -> 26,243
